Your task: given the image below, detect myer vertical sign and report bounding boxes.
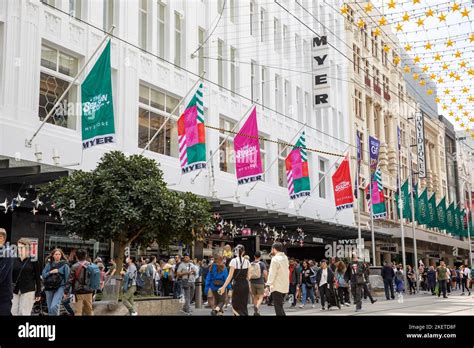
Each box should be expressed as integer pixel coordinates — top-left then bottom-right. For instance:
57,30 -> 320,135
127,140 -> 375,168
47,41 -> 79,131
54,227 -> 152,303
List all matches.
312,36 -> 330,108
415,112 -> 426,178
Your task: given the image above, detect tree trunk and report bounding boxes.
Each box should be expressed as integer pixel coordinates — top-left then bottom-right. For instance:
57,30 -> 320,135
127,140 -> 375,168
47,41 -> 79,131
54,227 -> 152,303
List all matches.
115,242 -> 127,273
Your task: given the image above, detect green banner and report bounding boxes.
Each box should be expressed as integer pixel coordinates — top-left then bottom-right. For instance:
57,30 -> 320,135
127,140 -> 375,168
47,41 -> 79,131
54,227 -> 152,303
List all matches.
82,41 -> 115,149
395,180 -> 412,221
427,193 -> 438,229
416,188 -> 429,225
436,197 -> 447,231
454,206 -> 461,236
446,202 -> 455,235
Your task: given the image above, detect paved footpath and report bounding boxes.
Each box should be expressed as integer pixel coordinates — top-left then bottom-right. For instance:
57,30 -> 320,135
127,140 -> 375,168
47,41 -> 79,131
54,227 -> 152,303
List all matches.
185,290 -> 474,316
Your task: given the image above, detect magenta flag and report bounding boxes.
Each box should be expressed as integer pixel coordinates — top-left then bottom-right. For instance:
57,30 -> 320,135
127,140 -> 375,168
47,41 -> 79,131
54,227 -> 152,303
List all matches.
234,106 -> 263,185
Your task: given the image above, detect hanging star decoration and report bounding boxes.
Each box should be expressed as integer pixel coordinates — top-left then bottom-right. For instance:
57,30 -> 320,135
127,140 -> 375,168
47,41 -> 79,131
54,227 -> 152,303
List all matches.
340,5 -> 349,15
387,0 -> 396,9
402,12 -> 410,22
0,198 -> 8,213
404,44 -> 412,52
32,197 -> 43,208
416,18 -> 424,27
438,12 -> 447,22
373,28 -> 381,37
395,23 -> 403,32
16,193 -> 26,206
424,42 -> 432,50
357,18 -> 366,29
433,54 -> 442,61
460,8 -> 470,18
425,8 -> 434,17
378,16 -> 387,26
445,39 -> 454,47
364,2 -> 373,13
31,207 -> 38,215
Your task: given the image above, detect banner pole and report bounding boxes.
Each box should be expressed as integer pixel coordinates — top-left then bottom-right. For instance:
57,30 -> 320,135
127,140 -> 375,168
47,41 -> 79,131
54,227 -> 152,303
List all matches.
397,115 -> 408,289
25,25 -> 116,148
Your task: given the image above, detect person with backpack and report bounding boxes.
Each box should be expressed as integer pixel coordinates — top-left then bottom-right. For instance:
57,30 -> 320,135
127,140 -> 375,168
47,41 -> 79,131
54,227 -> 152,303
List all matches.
42,248 -> 70,316
176,253 -> 196,315
63,249 -> 100,316
11,238 -> 41,315
249,251 -> 267,316
121,256 -> 138,316
0,228 -> 13,316
335,261 -> 350,307
299,260 -> 316,308
205,255 -> 230,316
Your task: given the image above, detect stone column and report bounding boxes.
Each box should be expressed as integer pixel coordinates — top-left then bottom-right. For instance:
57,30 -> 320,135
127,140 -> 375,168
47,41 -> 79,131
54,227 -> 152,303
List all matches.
367,99 -> 375,136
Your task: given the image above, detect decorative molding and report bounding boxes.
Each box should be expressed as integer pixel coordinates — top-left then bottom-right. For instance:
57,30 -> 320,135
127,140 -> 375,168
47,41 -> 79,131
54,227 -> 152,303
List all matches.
69,23 -> 85,48
44,11 -> 61,37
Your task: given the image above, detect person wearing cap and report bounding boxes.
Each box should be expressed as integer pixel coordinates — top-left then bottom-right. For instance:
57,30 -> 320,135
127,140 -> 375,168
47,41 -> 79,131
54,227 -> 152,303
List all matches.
0,228 -> 13,315
249,250 -> 267,316
176,253 -> 197,315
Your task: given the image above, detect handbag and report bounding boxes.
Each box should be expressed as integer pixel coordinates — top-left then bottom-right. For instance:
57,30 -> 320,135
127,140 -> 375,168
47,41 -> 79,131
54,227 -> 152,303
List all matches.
12,258 -> 29,292
44,262 -> 64,291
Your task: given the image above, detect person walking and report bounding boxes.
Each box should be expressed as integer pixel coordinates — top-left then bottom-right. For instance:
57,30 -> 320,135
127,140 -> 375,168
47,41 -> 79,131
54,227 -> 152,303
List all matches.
436,261 -> 449,298
288,258 -> 300,308
381,261 -> 395,300
335,261 -> 350,307
205,255 -> 230,316
63,249 -> 98,316
394,265 -> 405,298
407,265 -> 416,295
426,266 -> 437,295
460,265 -> 471,296
218,245 -> 250,316
299,261 -> 316,308
249,251 -> 267,316
362,263 -> 377,304
121,256 -> 138,316
315,259 -> 335,311
0,228 -> 13,316
176,253 -> 196,315
346,254 -> 365,312
42,248 -> 70,316
266,242 -> 289,316
11,238 -> 41,315
172,255 -> 182,299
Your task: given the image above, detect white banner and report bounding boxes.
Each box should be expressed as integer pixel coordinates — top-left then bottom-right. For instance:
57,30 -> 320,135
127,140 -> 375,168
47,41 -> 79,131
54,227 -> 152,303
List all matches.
312,36 -> 330,108
415,112 -> 426,178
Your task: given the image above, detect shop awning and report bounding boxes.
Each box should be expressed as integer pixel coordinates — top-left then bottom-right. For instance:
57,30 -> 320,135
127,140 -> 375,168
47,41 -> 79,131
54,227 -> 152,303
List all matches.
208,199 -> 387,241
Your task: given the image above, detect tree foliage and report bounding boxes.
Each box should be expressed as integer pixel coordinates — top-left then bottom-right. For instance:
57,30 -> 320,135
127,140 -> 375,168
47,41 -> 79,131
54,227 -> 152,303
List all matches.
42,151 -> 213,266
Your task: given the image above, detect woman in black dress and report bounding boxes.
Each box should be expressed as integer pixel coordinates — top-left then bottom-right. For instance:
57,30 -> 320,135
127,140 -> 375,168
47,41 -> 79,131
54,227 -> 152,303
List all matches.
218,244 -> 250,316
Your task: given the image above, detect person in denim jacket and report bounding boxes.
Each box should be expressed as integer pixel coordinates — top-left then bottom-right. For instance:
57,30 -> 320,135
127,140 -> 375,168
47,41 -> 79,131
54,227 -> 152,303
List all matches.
205,255 -> 230,316
41,249 -> 70,316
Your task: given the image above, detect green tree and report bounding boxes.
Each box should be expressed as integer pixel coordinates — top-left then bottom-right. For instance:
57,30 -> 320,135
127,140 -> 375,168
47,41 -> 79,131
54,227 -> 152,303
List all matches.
42,151 -> 213,269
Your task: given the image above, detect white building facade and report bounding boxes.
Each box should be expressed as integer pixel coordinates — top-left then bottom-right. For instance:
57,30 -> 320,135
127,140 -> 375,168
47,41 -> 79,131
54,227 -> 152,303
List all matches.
0,0 -> 354,241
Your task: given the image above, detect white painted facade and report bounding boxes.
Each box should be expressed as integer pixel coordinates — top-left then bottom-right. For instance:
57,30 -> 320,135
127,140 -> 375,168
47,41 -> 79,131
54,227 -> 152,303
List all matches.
0,0 -> 353,226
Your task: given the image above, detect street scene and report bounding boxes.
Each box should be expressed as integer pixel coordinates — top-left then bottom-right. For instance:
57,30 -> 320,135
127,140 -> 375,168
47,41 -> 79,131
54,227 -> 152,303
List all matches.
0,0 -> 473,323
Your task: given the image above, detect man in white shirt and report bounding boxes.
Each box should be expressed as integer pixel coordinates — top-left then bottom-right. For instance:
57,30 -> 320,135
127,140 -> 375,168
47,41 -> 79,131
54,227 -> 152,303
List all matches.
266,242 -> 289,316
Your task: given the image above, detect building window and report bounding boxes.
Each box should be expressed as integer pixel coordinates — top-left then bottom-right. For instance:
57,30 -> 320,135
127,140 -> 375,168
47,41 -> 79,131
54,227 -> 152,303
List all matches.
284,79 -> 291,116
353,44 -> 360,74
138,84 -> 179,157
219,117 -> 236,174
275,74 -> 282,112
41,0 -> 56,6
274,18 -> 281,51
383,75 -> 389,94
158,1 -> 166,58
174,11 -> 182,66
229,0 -> 236,23
304,91 -> 310,122
371,31 -> 378,58
259,135 -> 266,179
39,44 -> 78,130
283,25 -> 290,59
260,7 -> 266,42
362,24 -> 368,48
381,40 -> 388,66
261,66 -> 267,108
296,86 -> 303,122
218,39 -> 225,90
359,132 -> 365,161
346,5 -> 354,23
354,88 -> 363,119
139,0 -> 148,50
303,39 -> 310,70
198,27 -> 205,76
103,0 -> 116,32
250,1 -> 256,36
318,158 -> 327,199
278,142 -> 290,187
230,46 -> 237,95
250,60 -> 259,102
69,0 -> 82,19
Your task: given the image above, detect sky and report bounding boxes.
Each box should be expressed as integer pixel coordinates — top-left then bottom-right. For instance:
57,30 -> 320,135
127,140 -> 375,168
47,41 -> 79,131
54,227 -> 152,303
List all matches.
370,0 -> 473,132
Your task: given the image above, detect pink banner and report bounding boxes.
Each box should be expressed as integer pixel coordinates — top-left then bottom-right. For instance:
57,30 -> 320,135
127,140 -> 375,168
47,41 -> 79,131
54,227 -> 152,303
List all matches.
234,107 -> 263,185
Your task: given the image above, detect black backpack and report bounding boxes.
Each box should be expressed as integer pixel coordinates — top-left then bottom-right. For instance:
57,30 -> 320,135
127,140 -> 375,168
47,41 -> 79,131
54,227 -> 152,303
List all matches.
44,262 -> 65,291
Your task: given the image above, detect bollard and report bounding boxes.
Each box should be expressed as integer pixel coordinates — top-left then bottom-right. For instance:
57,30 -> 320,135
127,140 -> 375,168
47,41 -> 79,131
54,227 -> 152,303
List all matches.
195,277 -> 203,309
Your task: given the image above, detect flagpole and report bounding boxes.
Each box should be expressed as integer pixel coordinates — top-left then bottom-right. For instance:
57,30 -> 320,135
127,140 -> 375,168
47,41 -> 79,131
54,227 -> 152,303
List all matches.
407,144 -> 419,292
356,157 -> 363,259
368,131 -> 377,267
25,25 -> 116,148
468,176 -> 473,269
191,104 -> 254,184
246,124 -> 305,196
396,118 -> 408,289
141,73 -> 205,155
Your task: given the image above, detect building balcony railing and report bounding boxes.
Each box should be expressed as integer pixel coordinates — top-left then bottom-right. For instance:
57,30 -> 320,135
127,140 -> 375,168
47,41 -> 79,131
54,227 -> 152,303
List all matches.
374,84 -> 381,95
364,76 -> 371,87
383,91 -> 391,101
